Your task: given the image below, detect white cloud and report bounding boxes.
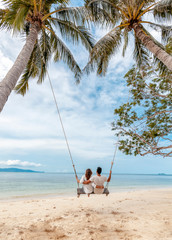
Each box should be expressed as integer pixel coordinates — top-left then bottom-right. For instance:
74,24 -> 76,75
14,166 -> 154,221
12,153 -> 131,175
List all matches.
0,31 -> 25,82
0,50 -> 14,78
0,133 -> 115,160
0,1 -> 4,8
0,28 -> 130,169
0,160 -> 41,167
0,0 -> 170,173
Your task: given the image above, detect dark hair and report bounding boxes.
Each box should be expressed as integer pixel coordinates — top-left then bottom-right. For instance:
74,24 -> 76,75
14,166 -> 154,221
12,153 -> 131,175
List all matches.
85,169 -> 92,180
97,167 -> 102,174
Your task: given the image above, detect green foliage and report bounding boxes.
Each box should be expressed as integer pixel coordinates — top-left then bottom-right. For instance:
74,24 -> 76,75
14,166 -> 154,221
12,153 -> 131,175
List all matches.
84,0 -> 172,74
166,36 -> 172,54
133,36 -> 149,67
122,28 -> 129,57
0,0 -> 95,95
49,17 -> 94,51
84,28 -> 122,75
49,28 -> 82,81
85,0 -> 121,25
14,43 -> 41,95
1,0 -> 32,31
56,4 -> 113,26
153,0 -> 172,21
113,62 -> 172,157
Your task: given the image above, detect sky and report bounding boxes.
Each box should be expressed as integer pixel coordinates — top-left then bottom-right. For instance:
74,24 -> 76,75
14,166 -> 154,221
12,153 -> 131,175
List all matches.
0,0 -> 172,174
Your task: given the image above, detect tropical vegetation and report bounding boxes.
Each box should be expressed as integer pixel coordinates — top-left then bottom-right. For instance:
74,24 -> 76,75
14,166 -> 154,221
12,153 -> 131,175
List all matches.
113,52 -> 172,157
84,0 -> 172,75
0,0 -> 96,112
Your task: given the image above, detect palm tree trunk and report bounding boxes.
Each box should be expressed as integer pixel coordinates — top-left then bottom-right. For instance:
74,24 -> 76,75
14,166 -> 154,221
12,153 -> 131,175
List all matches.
133,23 -> 172,71
0,25 -> 39,113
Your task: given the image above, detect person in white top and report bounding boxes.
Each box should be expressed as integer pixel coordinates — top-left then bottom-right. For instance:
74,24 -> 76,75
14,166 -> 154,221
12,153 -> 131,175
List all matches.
84,167 -> 112,194
76,169 -> 94,197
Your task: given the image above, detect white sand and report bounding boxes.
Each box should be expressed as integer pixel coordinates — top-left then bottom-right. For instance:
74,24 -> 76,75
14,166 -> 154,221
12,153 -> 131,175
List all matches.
0,189 -> 172,240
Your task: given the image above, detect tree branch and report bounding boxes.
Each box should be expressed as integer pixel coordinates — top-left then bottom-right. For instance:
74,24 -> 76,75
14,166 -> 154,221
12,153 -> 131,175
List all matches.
138,110 -> 172,121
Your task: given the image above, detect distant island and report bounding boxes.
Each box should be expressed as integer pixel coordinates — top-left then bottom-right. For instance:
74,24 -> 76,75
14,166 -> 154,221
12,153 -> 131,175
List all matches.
0,168 -> 44,173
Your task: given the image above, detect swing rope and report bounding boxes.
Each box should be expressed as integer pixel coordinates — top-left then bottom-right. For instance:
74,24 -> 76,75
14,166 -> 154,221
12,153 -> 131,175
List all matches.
47,72 -> 79,187
105,135 -> 120,189
105,84 -> 132,189
47,70 -> 132,191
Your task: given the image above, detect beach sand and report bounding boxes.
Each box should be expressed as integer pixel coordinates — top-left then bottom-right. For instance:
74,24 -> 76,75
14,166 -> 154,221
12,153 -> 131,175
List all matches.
0,189 -> 172,240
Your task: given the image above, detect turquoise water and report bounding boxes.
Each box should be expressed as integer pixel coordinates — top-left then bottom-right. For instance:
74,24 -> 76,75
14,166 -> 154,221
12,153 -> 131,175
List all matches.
0,173 -> 172,200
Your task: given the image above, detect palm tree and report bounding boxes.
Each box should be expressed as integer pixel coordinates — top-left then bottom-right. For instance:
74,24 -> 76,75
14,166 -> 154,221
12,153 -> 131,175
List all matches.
0,0 -> 95,112
84,0 -> 172,75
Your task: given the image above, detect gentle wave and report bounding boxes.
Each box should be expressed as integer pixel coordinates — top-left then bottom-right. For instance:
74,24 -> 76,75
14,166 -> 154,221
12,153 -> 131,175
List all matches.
0,172 -> 172,200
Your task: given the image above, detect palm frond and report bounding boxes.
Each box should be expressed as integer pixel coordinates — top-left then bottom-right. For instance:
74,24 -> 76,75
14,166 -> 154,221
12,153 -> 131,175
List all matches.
14,73 -> 30,96
55,6 -> 89,25
37,28 -> 52,83
166,37 -> 172,54
122,28 -> 129,57
96,54 -> 110,75
15,27 -> 52,94
84,27 -> 122,75
154,37 -> 172,74
141,25 -> 165,50
133,35 -> 149,67
56,5 -> 114,26
48,18 -> 95,52
123,0 -> 155,7
37,48 -> 48,84
33,0 -> 38,15
84,0 -> 121,25
138,25 -> 172,72
40,28 -> 52,62
2,0 -> 31,31
0,8 -> 10,29
153,56 -> 170,74
49,29 -> 82,81
12,5 -> 30,31
145,21 -> 172,44
14,42 -> 40,95
153,0 -> 172,21
91,27 -> 121,59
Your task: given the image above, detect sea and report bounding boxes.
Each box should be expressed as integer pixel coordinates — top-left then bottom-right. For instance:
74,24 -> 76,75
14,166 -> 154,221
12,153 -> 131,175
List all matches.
0,172 -> 172,200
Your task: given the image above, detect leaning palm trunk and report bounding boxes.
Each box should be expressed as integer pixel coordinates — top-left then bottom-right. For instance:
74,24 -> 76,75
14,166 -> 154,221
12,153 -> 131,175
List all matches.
133,23 -> 172,71
0,25 -> 39,113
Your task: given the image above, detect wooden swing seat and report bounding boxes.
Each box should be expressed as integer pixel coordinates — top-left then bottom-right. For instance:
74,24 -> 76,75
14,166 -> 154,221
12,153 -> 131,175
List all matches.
77,187 -> 109,197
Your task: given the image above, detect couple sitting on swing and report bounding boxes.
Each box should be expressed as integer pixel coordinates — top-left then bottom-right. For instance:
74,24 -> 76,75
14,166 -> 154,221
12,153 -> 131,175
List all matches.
76,167 -> 112,196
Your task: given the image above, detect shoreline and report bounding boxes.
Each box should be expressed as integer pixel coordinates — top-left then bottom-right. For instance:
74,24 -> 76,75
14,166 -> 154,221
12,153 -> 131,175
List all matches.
1,172 -> 172,202
1,185 -> 172,202
0,188 -> 172,239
